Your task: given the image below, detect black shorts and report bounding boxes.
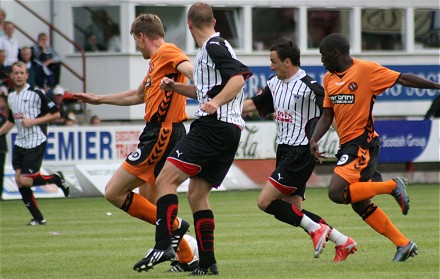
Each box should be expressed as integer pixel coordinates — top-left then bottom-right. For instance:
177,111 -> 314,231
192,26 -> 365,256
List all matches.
12,142 -> 46,174
269,144 -> 315,197
122,122 -> 186,185
167,117 -> 241,187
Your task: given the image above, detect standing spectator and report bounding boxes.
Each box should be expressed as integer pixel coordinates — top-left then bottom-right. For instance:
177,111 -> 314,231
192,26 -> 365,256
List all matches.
0,61 -> 70,225
133,2 -> 252,275
51,86 -> 76,126
72,13 -> 198,272
310,33 -> 440,262
0,21 -> 19,67
31,33 -> 62,86
0,9 -> 6,37
0,93 -> 9,200
242,38 -> 357,261
19,47 -> 48,89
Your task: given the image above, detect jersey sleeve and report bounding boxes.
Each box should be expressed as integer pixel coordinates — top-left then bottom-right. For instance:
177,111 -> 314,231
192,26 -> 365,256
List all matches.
161,44 -> 190,71
206,40 -> 252,81
251,86 -> 274,117
37,89 -> 59,117
368,62 -> 400,96
322,73 -> 333,108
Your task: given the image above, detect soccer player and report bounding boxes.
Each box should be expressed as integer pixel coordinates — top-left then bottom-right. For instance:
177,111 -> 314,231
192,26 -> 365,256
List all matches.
0,61 -> 70,225
133,2 -> 252,275
72,14 -> 198,271
242,37 -> 357,261
310,33 -> 440,262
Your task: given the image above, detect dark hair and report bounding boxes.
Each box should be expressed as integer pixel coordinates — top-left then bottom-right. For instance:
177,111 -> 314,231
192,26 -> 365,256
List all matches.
319,33 -> 350,55
270,37 -> 301,66
187,2 -> 214,29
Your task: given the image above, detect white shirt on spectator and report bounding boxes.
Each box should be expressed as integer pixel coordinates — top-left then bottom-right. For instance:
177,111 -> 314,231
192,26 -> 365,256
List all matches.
0,34 -> 18,66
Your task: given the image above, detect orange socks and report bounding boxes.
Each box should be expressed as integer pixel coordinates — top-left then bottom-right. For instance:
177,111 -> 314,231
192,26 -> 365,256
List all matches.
349,180 -> 396,203
176,238 -> 195,264
126,192 -> 157,224
364,206 -> 409,247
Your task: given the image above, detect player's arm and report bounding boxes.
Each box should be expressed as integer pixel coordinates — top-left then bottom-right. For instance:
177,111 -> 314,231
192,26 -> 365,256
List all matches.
160,78 -> 197,99
72,83 -> 144,106
309,108 -> 334,163
202,75 -> 245,114
22,111 -> 61,128
242,99 -> 257,113
0,121 -> 15,136
176,60 -> 194,83
397,73 -> 440,89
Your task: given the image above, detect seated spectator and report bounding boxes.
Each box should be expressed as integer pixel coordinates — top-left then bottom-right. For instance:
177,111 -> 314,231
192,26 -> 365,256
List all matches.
50,86 -> 77,126
19,47 -> 50,90
90,115 -> 101,126
0,49 -> 12,93
84,34 -> 106,52
31,33 -> 62,86
0,21 -> 18,66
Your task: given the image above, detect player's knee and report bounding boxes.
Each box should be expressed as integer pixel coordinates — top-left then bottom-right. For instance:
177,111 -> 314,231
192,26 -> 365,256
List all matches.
328,188 -> 344,204
257,197 -> 269,211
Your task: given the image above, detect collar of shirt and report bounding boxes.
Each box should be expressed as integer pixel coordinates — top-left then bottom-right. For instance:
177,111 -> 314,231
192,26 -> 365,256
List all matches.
281,68 -> 306,83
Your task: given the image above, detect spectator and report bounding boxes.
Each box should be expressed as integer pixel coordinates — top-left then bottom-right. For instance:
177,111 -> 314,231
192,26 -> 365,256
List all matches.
85,9 -> 114,51
0,49 -> 12,93
107,23 -> 121,52
84,34 -> 106,52
90,115 -> 101,126
19,47 -> 49,90
31,33 -> 62,86
0,21 -> 19,67
0,93 -> 9,200
0,8 -> 6,37
424,94 -> 440,119
50,86 -> 76,126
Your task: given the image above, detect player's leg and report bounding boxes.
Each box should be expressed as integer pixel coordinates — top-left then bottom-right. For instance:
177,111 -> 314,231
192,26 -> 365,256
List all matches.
187,176 -> 218,275
133,160 -> 189,272
283,193 -> 357,261
329,144 -> 417,261
332,145 -> 409,215
12,146 -> 45,225
18,143 -> 70,197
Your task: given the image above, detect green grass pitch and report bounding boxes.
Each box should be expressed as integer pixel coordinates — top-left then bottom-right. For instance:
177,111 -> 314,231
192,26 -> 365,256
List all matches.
1,184 -> 438,279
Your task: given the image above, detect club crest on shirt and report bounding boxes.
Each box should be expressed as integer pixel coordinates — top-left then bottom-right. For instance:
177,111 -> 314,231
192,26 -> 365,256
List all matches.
145,77 -> 151,88
348,81 -> 358,92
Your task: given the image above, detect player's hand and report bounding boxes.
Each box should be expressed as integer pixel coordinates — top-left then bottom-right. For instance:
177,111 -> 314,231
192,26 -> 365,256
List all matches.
309,140 -> 327,164
71,93 -> 100,104
201,101 -> 218,115
21,117 -> 35,128
160,77 -> 175,91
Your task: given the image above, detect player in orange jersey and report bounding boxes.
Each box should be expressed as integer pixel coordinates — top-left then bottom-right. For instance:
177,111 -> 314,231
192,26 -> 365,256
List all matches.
72,14 -> 198,272
310,33 -> 440,262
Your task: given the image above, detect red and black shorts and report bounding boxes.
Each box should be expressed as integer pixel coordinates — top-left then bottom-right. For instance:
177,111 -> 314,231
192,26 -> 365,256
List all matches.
167,116 -> 241,187
268,144 -> 315,197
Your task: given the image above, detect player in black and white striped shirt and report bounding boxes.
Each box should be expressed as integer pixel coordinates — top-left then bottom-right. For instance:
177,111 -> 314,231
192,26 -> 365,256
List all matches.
0,61 -> 70,226
243,38 -> 357,261
133,2 -> 252,275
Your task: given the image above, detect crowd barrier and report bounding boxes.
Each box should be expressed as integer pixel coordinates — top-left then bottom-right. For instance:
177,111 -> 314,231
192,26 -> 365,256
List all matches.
2,119 -> 438,200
